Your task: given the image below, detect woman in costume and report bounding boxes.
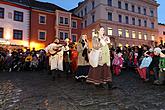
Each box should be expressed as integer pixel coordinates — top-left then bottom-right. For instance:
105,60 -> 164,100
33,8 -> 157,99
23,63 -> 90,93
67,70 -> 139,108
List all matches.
75,35 -> 90,82
87,26 -> 112,89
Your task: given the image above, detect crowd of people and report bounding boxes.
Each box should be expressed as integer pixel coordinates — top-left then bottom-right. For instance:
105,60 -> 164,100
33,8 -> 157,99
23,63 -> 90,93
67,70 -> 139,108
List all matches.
0,26 -> 165,89
0,47 -> 48,72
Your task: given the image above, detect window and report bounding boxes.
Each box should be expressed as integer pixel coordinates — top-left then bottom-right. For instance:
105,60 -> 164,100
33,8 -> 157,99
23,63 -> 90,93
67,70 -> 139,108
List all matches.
151,22 -> 154,29
138,7 -> 141,14
0,28 -> 4,38
81,23 -> 83,29
38,30 -> 46,41
151,35 -> 155,41
60,32 -> 64,40
72,21 -> 77,28
72,34 -> 77,42
60,17 -> 63,24
150,10 -> 154,17
108,12 -> 112,21
0,8 -> 4,18
39,15 -> 46,24
125,16 -> 129,24
107,0 -> 112,6
118,1 -> 121,9
81,10 -> 83,17
13,29 -> 23,40
144,8 -> 146,15
138,32 -> 142,39
65,18 -> 69,24
85,20 -> 87,27
108,27 -> 113,36
14,11 -> 23,22
92,15 -> 95,23
118,14 -> 122,23
144,20 -> 147,27
132,31 -> 136,38
144,34 -> 147,40
125,3 -> 128,10
132,17 -> 135,25
65,33 -> 68,39
138,19 -> 141,26
92,1 -> 95,9
60,32 -> 69,40
132,5 -> 135,12
85,7 -> 87,15
163,31 -> 165,35
125,30 -> 129,38
118,29 -> 122,36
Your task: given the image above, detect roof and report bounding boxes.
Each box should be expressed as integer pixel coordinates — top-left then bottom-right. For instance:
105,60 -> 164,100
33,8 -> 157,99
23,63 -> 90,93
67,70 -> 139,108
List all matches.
158,23 -> 165,26
30,0 -> 68,12
3,0 -> 31,7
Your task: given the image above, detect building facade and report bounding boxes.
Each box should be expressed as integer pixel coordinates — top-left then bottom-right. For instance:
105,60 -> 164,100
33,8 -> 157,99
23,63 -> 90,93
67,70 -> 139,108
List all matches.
72,0 -> 159,48
0,0 -> 82,50
29,0 -> 82,50
157,23 -> 165,45
0,0 -> 30,47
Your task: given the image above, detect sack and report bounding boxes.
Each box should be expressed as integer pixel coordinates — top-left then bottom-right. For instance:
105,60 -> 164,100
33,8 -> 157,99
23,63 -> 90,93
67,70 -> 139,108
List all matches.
88,49 -> 100,67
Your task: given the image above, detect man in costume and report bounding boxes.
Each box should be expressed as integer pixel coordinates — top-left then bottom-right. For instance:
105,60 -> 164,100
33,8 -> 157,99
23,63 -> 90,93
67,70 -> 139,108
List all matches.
45,38 -> 63,80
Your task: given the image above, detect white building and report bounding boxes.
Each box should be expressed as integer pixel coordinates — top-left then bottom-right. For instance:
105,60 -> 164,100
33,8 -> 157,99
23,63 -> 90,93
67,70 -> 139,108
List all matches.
0,0 -> 30,47
72,0 -> 159,48
157,23 -> 165,45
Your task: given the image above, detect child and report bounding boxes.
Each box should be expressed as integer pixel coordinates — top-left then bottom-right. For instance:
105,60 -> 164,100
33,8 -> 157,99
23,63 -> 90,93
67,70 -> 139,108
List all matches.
112,52 -> 123,76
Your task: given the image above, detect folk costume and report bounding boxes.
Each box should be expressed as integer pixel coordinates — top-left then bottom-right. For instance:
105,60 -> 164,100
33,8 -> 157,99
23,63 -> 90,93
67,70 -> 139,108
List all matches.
87,28 -> 112,88
75,35 -> 90,81
45,40 -> 64,80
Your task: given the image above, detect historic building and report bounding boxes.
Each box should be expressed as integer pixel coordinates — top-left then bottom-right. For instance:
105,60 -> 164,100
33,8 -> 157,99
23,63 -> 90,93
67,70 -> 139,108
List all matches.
157,23 -> 165,45
0,0 -> 82,50
30,0 -> 82,49
71,0 -> 159,48
0,0 -> 30,47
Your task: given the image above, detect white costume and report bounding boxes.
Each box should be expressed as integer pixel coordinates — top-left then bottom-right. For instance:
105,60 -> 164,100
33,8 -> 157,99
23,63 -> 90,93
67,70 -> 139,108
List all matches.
45,43 -> 64,71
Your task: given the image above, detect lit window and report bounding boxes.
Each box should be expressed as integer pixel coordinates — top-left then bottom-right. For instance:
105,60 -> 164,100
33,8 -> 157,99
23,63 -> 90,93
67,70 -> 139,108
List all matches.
138,32 -> 142,39
132,31 -> 136,38
118,29 -> 122,36
108,27 -> 113,36
125,30 -> 129,38
144,34 -> 147,40
151,35 -> 155,41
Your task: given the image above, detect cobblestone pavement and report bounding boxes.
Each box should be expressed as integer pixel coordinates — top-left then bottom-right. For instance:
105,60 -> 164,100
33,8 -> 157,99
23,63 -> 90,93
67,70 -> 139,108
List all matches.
0,70 -> 165,110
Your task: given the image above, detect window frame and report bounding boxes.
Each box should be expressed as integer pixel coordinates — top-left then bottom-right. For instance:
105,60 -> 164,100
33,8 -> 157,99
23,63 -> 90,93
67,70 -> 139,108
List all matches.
13,29 -> 23,40
0,7 -> 4,19
38,30 -> 46,41
14,10 -> 23,22
39,14 -> 46,24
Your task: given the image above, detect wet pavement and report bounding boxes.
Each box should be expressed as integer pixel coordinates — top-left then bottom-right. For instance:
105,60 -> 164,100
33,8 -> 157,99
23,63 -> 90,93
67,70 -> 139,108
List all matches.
0,70 -> 165,110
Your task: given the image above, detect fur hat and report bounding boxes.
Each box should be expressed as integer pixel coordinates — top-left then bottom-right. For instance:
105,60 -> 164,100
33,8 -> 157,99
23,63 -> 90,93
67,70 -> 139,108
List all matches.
154,47 -> 161,54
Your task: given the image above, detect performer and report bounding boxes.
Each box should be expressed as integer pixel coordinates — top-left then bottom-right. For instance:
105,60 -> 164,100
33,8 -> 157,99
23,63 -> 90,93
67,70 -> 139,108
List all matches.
45,38 -> 63,80
63,38 -> 72,78
75,35 -> 90,82
87,26 -> 112,89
